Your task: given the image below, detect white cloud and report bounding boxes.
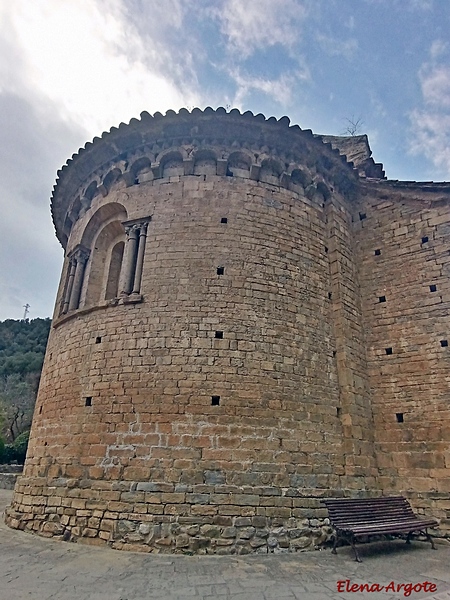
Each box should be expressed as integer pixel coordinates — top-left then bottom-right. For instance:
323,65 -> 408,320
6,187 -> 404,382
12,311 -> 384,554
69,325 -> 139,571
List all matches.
230,66 -> 310,109
363,0 -> 433,10
429,39 -> 447,59
315,33 -> 358,60
346,15 -> 355,30
419,65 -> 450,108
409,48 -> 450,177
409,0 -> 433,10
0,0 -> 200,135
217,0 -> 310,58
369,92 -> 387,118
410,108 -> 450,176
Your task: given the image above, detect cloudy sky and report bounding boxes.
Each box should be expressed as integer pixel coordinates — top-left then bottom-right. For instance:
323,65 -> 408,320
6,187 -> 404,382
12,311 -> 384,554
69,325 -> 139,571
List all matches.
1,0 -> 450,321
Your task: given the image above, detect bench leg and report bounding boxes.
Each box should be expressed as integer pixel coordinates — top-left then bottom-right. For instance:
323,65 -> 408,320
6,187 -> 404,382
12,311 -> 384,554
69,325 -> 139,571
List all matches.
332,533 -> 339,555
424,529 -> 436,550
406,530 -> 436,550
350,536 -> 362,562
331,531 -> 362,562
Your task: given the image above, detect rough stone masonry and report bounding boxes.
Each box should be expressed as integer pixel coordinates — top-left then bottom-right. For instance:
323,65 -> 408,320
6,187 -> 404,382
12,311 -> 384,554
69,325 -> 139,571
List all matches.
5,108 -> 450,554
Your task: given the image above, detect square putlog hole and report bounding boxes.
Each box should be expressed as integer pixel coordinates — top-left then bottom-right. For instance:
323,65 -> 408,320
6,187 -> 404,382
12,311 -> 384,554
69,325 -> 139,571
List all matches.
95,336 -> 102,344
430,284 -> 437,292
215,331 -> 224,339
85,397 -> 92,407
221,217 -> 228,224
385,347 -> 393,355
374,249 -> 381,256
217,266 -> 224,275
441,340 -> 448,347
211,396 -> 220,406
379,296 -> 386,303
396,413 -> 404,423
421,236 -> 429,244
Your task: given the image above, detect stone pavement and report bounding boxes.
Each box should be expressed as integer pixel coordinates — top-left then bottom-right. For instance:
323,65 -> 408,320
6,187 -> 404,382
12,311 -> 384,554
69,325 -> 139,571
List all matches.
1,490 -> 449,600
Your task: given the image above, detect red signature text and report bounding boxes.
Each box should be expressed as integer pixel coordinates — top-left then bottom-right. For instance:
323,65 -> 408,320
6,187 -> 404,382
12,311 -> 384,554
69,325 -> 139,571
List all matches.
337,580 -> 437,596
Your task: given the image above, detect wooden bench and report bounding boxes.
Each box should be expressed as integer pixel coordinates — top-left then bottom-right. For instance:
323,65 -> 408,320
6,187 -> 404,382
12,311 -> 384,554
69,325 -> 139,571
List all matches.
323,496 -> 438,562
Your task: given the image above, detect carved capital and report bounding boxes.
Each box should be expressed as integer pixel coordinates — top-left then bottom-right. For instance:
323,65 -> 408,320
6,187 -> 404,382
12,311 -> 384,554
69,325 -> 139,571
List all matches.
68,244 -> 90,264
122,217 -> 152,237
124,224 -> 140,237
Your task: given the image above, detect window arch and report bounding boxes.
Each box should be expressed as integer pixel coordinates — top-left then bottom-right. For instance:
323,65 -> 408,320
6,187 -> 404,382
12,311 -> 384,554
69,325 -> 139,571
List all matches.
61,203 -> 128,313
84,220 -> 126,307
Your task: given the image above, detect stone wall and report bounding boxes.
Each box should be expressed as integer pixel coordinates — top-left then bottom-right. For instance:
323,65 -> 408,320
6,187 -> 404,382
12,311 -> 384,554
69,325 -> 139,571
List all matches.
355,182 -> 450,531
0,465 -> 22,490
9,170 -> 373,550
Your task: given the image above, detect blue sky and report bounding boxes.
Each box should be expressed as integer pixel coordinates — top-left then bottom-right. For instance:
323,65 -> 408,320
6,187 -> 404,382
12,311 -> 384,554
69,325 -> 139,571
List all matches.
0,0 -> 449,320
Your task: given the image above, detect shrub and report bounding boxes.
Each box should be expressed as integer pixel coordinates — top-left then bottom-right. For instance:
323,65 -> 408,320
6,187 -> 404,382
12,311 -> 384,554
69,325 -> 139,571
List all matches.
2,444 -> 17,463
12,430 -> 30,463
0,431 -> 30,464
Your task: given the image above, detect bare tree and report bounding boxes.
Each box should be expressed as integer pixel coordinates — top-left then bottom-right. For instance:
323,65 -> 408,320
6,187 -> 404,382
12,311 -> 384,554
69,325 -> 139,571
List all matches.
0,374 -> 35,442
342,115 -> 364,136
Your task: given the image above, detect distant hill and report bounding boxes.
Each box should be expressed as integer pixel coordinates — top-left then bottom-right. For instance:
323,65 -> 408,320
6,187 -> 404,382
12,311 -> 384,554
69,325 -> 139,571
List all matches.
0,318 -> 51,443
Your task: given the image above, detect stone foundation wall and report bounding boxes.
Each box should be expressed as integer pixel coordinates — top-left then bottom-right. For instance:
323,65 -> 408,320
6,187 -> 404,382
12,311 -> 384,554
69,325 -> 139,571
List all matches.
0,474 -> 19,490
6,477 -> 352,553
0,465 -> 23,490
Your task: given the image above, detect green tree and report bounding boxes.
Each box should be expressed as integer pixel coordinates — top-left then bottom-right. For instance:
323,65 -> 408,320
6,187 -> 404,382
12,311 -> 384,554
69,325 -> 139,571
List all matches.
0,318 -> 50,442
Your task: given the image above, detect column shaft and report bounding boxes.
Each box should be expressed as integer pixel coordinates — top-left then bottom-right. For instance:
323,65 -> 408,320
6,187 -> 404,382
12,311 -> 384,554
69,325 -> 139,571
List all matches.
132,224 -> 148,294
68,253 -> 88,311
119,225 -> 139,295
62,260 -> 76,314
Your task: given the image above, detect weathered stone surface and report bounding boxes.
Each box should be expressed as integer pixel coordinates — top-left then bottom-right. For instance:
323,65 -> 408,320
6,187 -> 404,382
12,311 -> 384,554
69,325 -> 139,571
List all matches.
237,527 -> 255,540
234,517 -> 252,527
290,536 -> 312,550
138,523 -> 151,535
175,534 -> 190,548
203,471 -> 225,485
200,525 -> 220,538
117,520 -> 136,535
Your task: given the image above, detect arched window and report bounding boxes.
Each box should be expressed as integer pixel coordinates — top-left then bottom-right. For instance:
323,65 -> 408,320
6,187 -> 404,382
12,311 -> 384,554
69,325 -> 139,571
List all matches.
105,241 -> 125,300
76,203 -> 128,310
84,220 -> 126,307
60,203 -> 151,315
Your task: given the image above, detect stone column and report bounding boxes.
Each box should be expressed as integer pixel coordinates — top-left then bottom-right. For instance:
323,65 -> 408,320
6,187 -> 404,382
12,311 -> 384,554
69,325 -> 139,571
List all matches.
62,259 -> 76,314
132,223 -> 148,294
68,247 -> 89,311
119,224 -> 139,295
